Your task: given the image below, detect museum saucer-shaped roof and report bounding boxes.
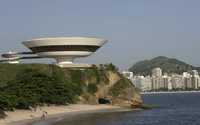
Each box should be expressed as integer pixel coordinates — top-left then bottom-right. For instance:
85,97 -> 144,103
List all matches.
22,37 -> 107,67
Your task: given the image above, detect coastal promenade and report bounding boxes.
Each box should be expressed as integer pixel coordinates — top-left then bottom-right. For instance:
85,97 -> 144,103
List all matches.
141,91 -> 200,95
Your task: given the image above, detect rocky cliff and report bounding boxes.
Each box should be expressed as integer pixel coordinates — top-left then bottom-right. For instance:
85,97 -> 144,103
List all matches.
64,64 -> 142,108
76,66 -> 142,108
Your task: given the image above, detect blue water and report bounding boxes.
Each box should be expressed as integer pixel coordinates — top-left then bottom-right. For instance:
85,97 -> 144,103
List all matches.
55,93 -> 200,125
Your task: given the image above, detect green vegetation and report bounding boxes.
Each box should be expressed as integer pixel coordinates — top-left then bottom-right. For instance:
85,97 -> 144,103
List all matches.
84,66 -> 101,84
87,84 -> 98,94
110,78 -> 131,97
0,64 -> 80,110
104,63 -> 119,72
0,63 -> 141,117
0,63 -> 122,110
129,56 -> 198,76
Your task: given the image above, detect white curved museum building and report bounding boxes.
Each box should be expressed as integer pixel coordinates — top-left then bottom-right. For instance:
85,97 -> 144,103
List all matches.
22,37 -> 107,67
1,37 -> 107,67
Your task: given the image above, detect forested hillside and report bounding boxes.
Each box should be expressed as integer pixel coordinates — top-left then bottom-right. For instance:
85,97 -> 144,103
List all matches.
0,63 -> 142,118
129,56 -> 198,76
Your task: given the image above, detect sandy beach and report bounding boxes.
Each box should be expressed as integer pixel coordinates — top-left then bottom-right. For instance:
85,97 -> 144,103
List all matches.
0,104 -> 127,125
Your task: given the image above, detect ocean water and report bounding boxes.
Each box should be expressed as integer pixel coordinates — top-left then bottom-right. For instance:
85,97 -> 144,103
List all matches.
55,93 -> 200,125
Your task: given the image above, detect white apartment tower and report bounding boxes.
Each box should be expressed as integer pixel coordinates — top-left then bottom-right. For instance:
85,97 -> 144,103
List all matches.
151,67 -> 163,90
152,67 -> 162,77
190,70 -> 200,89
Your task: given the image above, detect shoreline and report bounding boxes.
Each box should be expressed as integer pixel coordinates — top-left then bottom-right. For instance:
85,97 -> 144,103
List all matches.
141,90 -> 200,95
31,106 -> 132,125
1,104 -> 131,125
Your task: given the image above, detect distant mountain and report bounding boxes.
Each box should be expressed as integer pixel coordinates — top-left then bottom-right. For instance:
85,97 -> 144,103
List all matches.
129,56 -> 199,76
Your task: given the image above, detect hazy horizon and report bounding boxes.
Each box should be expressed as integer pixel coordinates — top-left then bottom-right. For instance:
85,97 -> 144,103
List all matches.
0,0 -> 200,70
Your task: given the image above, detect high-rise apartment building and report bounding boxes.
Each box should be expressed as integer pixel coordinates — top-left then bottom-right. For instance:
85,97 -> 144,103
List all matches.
152,67 -> 162,77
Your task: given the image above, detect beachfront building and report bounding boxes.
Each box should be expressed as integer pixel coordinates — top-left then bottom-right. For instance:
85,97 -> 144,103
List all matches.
151,67 -> 163,90
151,77 -> 163,90
123,68 -> 200,92
122,71 -> 134,80
163,75 -> 172,90
1,37 -> 107,68
152,67 -> 162,77
182,72 -> 192,90
190,70 -> 200,89
171,74 -> 184,90
132,76 -> 152,92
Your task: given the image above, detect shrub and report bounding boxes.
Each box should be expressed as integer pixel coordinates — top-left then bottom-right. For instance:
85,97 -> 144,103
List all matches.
104,63 -> 118,71
110,78 -> 130,97
87,84 -> 98,94
0,94 -> 17,110
0,66 -> 83,110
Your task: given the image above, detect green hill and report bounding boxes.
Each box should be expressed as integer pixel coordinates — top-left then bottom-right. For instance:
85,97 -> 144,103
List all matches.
129,56 -> 198,76
0,63 -> 142,118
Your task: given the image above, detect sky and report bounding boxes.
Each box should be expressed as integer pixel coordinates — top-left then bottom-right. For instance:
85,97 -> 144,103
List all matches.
0,0 -> 200,70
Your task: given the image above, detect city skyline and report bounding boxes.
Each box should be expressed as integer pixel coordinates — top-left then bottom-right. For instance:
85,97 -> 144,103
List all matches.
0,0 -> 200,69
123,67 -> 200,92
